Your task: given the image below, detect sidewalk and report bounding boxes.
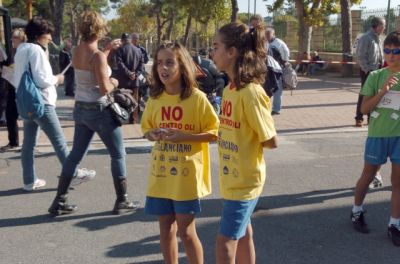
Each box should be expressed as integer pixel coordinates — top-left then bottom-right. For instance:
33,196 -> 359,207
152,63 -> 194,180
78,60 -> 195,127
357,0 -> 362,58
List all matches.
0,73 -> 365,148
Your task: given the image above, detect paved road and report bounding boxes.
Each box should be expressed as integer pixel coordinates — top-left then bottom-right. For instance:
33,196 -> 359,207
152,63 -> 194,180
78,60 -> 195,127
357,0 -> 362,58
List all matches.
2,73 -> 397,264
1,132 -> 398,264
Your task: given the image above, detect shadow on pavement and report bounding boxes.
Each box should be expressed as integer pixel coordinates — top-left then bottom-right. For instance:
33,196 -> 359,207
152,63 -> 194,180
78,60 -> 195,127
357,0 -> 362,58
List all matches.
102,197 -> 398,264
278,125 -> 357,134
5,145 -> 153,161
0,211 -> 112,228
0,187 -> 56,197
283,102 -> 355,109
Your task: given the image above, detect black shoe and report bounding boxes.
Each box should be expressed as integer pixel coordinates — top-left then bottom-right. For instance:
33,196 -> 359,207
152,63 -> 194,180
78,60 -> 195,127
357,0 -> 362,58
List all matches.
112,198 -> 140,215
112,177 -> 140,215
271,111 -> 280,116
388,225 -> 400,247
48,176 -> 77,217
351,210 -> 370,233
48,198 -> 77,216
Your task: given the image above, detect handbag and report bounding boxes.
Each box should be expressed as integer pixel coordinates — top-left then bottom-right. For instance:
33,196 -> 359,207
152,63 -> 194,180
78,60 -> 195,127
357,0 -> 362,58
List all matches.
107,89 -> 138,126
16,62 -> 45,120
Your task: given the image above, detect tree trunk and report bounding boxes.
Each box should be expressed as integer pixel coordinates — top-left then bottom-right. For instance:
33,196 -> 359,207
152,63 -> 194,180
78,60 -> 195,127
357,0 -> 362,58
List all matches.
340,0 -> 353,77
165,10 -> 174,41
295,0 -> 312,55
183,13 -> 192,47
52,0 -> 65,45
156,12 -> 161,47
231,0 -> 238,22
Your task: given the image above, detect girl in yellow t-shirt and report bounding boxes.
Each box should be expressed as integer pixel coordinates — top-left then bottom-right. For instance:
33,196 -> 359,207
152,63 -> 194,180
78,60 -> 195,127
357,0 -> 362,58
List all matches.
211,22 -> 278,263
141,42 -> 219,264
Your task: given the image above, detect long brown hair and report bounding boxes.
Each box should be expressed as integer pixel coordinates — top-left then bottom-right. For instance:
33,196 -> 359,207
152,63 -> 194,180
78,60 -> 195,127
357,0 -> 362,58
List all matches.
150,42 -> 197,100
218,22 -> 266,90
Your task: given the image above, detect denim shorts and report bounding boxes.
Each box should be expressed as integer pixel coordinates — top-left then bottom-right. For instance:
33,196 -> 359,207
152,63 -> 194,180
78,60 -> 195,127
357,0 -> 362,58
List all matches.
219,197 -> 259,240
145,197 -> 201,215
364,137 -> 400,165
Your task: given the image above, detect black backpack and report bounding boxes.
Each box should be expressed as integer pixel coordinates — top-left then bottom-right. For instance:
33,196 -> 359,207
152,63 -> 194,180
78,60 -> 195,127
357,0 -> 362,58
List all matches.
269,45 -> 284,66
263,55 -> 283,97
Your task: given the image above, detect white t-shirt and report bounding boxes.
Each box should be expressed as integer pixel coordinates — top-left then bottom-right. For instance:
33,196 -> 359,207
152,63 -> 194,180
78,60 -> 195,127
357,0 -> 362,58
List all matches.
14,43 -> 58,106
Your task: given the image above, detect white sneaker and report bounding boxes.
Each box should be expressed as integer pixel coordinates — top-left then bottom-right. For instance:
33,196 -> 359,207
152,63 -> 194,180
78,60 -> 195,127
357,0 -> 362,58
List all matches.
369,173 -> 383,189
23,178 -> 46,191
71,168 -> 96,186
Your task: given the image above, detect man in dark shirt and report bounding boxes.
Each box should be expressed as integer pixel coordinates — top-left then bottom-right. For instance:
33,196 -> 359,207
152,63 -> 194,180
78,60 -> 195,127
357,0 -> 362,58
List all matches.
131,33 -> 149,64
115,33 -> 143,123
59,38 -> 74,96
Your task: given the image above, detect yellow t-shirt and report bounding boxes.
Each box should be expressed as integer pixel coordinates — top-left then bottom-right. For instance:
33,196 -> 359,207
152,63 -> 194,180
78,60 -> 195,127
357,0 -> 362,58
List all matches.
141,89 -> 219,201
218,82 -> 277,200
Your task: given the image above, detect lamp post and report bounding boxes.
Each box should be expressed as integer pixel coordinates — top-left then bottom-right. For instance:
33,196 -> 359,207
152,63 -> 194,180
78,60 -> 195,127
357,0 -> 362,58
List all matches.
254,0 -> 256,15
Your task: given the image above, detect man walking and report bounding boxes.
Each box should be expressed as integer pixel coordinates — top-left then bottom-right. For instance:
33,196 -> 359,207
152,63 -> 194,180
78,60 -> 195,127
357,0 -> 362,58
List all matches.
115,33 -> 143,123
355,17 -> 385,127
266,27 -> 290,115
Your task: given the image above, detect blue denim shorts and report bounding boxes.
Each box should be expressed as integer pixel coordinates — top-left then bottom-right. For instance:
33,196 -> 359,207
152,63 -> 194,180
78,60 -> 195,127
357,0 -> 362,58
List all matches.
364,137 -> 400,165
219,197 -> 259,240
145,197 -> 201,215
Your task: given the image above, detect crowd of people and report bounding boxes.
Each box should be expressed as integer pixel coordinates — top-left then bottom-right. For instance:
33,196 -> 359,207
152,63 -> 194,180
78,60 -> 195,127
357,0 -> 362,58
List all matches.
0,9 -> 399,264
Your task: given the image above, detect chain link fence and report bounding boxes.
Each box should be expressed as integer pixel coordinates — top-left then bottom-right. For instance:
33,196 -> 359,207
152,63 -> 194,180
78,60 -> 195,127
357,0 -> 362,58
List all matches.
273,7 -> 400,53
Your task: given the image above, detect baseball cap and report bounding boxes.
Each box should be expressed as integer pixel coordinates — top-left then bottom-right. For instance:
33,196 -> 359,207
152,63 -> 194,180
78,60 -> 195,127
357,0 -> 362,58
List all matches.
121,33 -> 130,40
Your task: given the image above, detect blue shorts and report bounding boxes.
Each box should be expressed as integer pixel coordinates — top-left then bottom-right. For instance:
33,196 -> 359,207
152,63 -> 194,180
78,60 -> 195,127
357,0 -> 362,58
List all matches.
144,197 -> 201,215
219,198 -> 259,240
364,137 -> 400,165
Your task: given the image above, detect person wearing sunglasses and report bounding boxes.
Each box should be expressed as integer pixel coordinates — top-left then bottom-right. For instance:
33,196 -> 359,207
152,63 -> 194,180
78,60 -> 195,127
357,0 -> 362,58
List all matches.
355,16 -> 386,190
350,31 -> 400,247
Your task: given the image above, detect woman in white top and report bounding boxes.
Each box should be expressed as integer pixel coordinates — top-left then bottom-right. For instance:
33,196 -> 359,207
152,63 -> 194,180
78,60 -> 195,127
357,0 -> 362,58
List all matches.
14,17 -> 95,192
49,11 -> 138,216
14,17 -> 65,191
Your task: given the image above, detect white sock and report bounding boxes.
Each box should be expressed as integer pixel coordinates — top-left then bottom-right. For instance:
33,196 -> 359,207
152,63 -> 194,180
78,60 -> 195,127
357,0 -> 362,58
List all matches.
352,205 -> 364,214
389,217 -> 400,227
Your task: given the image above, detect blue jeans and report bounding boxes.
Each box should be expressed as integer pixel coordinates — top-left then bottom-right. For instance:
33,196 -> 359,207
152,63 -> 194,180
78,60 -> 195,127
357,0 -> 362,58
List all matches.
61,103 -> 126,179
21,105 -> 69,185
272,78 -> 283,113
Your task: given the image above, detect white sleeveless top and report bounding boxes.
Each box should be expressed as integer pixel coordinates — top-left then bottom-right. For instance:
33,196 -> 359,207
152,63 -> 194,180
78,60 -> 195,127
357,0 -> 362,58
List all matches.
74,66 -> 112,103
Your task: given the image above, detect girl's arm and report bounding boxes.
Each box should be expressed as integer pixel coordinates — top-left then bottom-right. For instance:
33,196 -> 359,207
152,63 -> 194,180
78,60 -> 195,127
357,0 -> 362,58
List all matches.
361,75 -> 398,115
262,136 -> 278,149
161,128 -> 218,143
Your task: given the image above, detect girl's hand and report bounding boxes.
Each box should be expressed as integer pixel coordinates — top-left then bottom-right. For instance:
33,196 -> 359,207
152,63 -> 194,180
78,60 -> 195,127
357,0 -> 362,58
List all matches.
146,129 -> 162,141
382,75 -> 399,93
160,128 -> 187,142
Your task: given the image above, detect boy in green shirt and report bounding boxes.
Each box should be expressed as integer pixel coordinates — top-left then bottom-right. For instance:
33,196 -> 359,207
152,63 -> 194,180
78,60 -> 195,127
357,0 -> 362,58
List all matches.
351,31 -> 400,247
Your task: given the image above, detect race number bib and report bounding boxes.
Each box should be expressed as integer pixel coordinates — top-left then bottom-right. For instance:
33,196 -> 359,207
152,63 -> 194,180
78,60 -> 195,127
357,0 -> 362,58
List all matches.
377,90 -> 400,110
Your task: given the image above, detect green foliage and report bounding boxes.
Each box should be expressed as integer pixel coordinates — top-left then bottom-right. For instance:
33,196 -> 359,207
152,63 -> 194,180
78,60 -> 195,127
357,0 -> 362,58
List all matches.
108,0 -> 155,38
270,0 -> 361,27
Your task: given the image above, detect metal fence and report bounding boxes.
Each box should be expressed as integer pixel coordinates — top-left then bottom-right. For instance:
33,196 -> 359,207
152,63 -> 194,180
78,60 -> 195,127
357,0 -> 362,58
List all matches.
274,7 -> 400,53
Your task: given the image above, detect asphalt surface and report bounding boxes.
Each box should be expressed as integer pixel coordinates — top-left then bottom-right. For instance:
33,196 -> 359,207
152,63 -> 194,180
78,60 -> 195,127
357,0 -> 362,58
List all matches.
1,72 -> 399,263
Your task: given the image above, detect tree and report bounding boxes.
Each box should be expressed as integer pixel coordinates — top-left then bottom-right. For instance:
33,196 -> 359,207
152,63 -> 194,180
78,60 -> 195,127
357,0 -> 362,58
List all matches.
62,0 -> 109,45
230,0 -> 238,22
269,0 -> 359,54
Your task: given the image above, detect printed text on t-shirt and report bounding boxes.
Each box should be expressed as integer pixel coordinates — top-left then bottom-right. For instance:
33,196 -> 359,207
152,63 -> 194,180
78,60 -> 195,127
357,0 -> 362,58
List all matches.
220,100 -> 241,129
159,106 -> 196,131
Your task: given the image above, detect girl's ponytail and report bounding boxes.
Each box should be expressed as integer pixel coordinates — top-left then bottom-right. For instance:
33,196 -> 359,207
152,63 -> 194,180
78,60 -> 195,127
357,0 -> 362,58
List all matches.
218,22 -> 267,90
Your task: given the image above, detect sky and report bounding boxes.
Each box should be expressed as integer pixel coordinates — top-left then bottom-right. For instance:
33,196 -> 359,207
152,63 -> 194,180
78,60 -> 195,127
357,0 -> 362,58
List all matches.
238,0 -> 400,18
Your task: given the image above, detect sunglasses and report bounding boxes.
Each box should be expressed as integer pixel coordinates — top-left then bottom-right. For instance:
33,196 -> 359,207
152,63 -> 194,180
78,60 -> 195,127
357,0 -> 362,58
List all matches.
383,48 -> 400,55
